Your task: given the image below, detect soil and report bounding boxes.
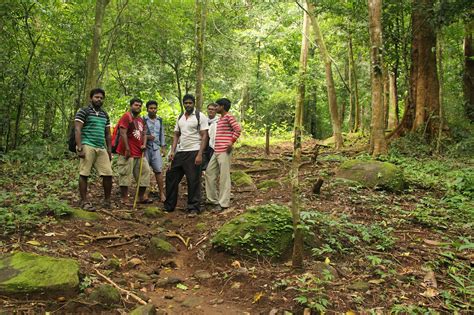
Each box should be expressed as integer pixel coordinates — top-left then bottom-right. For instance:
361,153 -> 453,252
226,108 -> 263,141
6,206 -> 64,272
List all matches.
0,140 -> 472,314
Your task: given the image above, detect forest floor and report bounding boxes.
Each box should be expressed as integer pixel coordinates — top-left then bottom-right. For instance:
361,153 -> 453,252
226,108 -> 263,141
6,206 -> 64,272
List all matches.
0,138 -> 473,314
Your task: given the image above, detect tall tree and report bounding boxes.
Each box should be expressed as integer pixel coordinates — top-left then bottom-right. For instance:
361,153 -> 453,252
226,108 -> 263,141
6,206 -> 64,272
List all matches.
195,0 -> 207,110
387,71 -> 399,129
290,2 -> 310,270
464,17 -> 474,122
83,0 -> 109,106
411,0 -> 440,137
307,1 -> 343,149
368,0 -> 387,156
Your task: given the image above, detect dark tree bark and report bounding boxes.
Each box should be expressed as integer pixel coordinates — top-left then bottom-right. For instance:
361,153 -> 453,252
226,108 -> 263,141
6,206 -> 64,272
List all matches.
464,19 -> 474,122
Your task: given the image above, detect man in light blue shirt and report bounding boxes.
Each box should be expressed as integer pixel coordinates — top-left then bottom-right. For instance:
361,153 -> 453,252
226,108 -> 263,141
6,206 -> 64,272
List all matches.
144,100 -> 166,202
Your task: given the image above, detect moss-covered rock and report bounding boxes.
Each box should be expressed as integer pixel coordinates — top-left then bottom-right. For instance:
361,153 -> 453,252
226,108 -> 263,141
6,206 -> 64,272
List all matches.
106,258 -> 121,270
90,252 -> 104,262
148,237 -> 177,259
230,171 -> 254,187
336,160 -> 405,191
129,303 -> 156,315
89,284 -> 121,305
0,252 -> 79,295
70,208 -> 100,221
256,179 -> 281,191
195,222 -> 207,231
211,204 -> 293,259
144,207 -> 164,219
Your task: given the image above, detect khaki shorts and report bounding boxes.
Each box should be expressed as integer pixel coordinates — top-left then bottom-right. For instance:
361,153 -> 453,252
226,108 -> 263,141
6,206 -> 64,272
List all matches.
116,155 -> 150,187
79,145 -> 113,177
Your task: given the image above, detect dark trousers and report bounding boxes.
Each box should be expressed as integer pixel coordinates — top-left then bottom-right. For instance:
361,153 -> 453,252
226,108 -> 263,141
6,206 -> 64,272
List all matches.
202,146 -> 214,171
164,151 -> 201,212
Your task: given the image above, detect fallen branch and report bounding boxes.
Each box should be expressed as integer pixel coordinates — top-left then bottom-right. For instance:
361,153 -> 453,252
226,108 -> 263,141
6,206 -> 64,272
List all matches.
106,240 -> 135,248
94,268 -> 147,305
94,235 -> 123,241
164,230 -> 190,248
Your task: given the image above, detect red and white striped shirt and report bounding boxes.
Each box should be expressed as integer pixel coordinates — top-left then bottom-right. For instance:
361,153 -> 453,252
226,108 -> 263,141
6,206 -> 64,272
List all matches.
214,113 -> 241,153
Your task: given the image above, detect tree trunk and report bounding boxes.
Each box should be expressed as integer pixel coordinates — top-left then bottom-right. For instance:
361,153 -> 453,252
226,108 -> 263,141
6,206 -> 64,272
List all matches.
348,38 -> 355,132
194,0 -> 207,111
83,0 -> 109,106
387,71 -> 399,130
307,2 -> 343,149
383,66 -> 390,129
291,3 -> 310,270
436,32 -> 444,154
349,36 -> 361,132
411,0 -> 440,138
368,0 -> 387,156
42,101 -> 56,139
464,18 -> 474,122
265,125 -> 270,156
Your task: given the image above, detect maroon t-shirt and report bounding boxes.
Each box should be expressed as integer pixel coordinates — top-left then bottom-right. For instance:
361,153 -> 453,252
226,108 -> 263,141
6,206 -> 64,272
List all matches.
116,112 -> 146,158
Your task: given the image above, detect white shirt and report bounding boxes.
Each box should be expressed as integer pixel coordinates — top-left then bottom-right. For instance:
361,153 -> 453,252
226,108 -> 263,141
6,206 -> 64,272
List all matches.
208,116 -> 218,149
174,110 -> 209,152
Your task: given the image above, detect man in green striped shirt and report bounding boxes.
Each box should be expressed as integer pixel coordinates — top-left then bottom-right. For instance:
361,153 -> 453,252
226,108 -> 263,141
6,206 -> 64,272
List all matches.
74,88 -> 113,211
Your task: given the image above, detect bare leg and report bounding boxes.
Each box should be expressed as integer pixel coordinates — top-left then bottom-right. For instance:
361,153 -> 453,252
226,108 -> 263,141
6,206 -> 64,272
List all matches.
120,186 -> 129,203
79,175 -> 88,203
103,176 -> 112,203
156,172 -> 165,202
138,186 -> 147,202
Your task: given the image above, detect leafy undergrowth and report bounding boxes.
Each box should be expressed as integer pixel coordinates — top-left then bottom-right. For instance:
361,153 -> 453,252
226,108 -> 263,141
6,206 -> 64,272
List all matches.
0,139 -> 472,313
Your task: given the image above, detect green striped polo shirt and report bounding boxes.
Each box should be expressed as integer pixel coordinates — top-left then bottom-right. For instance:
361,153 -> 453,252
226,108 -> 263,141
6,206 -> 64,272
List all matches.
75,105 -> 110,149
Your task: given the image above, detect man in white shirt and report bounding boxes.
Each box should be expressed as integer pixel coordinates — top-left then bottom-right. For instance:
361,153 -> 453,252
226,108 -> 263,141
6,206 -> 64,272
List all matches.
164,94 -> 209,215
202,103 -> 218,171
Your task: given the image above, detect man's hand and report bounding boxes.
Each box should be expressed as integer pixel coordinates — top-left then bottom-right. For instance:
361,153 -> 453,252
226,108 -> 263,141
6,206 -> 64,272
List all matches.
125,149 -> 131,159
77,146 -> 85,158
148,134 -> 155,141
161,147 -> 166,157
140,144 -> 146,151
107,149 -> 112,161
168,152 -> 174,162
226,143 -> 234,154
195,152 -> 203,165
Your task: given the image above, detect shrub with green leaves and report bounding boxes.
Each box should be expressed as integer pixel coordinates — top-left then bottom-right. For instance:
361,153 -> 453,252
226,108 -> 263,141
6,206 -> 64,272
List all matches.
301,211 -> 396,257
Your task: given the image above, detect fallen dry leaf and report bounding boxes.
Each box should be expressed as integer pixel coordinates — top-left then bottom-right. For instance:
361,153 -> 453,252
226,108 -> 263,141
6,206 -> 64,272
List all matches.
231,260 -> 242,268
423,268 -> 438,288
26,240 -> 41,246
420,287 -> 439,298
423,239 -> 445,246
252,291 -> 264,304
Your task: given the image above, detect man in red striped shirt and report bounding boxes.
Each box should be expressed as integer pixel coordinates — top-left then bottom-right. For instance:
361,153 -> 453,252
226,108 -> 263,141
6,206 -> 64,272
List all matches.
205,98 -> 241,211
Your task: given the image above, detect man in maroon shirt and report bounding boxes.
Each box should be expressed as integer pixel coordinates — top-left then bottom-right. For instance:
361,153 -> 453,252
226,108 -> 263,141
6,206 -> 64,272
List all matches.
115,98 -> 151,205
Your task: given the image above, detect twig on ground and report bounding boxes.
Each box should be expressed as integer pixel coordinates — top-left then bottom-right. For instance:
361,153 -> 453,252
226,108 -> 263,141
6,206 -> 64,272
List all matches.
94,268 -> 147,305
94,235 -> 123,241
106,240 -> 136,248
165,230 -> 190,248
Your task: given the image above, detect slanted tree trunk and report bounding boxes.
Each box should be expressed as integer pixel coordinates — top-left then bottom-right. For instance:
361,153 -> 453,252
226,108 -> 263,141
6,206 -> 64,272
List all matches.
387,71 -> 399,130
83,0 -> 109,106
291,3 -> 310,270
411,0 -> 440,138
307,2 -> 343,149
368,0 -> 387,156
195,0 -> 207,111
464,18 -> 474,122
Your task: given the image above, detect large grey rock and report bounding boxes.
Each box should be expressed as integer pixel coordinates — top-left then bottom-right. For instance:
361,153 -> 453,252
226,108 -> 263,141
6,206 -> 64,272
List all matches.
336,160 -> 405,191
212,204 -> 293,259
148,237 -> 177,259
0,252 -> 79,295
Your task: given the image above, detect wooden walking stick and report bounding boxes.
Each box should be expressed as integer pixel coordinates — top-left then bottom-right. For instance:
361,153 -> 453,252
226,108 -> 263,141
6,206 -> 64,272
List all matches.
133,152 -> 145,209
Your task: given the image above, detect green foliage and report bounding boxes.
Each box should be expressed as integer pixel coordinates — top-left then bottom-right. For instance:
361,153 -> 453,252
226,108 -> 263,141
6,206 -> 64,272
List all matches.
0,195 -> 73,235
292,273 -> 332,313
301,210 -> 396,257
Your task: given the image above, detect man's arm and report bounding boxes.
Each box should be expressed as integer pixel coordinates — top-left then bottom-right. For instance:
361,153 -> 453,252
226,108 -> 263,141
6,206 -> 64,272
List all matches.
226,115 -> 242,153
168,131 -> 180,161
195,129 -> 209,165
120,127 -> 130,158
105,126 -> 112,160
141,122 -> 147,150
74,121 -> 85,158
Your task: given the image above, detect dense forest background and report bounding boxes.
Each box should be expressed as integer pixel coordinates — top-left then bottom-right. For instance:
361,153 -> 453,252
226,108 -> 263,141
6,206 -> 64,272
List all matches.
1,0 -> 472,154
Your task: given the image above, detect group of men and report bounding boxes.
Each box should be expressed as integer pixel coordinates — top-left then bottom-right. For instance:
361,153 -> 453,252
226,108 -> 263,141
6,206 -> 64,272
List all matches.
74,88 -> 241,215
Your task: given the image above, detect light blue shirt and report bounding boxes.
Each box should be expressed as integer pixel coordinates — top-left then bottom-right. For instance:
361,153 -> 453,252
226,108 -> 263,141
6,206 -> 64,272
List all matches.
144,115 -> 165,151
